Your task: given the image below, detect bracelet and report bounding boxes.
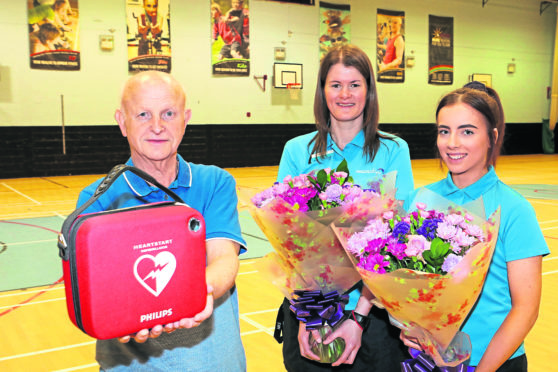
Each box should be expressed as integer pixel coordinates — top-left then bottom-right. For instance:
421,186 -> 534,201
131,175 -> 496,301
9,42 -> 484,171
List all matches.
349,310 -> 370,331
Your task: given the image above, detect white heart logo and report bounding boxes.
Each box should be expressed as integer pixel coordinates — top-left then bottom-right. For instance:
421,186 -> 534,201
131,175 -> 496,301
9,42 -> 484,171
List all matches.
133,251 -> 177,297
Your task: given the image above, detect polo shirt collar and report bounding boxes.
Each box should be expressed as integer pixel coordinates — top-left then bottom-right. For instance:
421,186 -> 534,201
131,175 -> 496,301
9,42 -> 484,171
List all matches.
440,166 -> 499,201
123,155 -> 192,197
327,129 -> 365,152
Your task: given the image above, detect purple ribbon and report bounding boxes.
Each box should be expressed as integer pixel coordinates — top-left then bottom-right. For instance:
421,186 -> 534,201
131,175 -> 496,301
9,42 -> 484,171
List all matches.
289,290 -> 349,330
401,350 -> 475,372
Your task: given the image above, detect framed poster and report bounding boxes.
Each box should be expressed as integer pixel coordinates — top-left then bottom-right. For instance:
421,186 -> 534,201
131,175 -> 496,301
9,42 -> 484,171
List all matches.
126,0 -> 171,73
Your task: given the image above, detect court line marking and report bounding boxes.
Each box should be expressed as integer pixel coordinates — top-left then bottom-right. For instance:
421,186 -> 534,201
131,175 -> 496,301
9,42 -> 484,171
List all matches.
542,270 -> 558,276
0,285 -> 63,298
0,183 -> 41,205
539,219 -> 558,225
53,363 -> 99,372
0,297 -> 65,310
530,199 -> 558,206
4,239 -> 56,246
238,271 -> 258,275
0,340 -> 95,362
240,314 -> 274,336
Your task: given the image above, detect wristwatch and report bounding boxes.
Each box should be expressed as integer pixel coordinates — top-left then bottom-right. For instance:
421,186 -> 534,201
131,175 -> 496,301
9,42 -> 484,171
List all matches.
347,310 -> 370,331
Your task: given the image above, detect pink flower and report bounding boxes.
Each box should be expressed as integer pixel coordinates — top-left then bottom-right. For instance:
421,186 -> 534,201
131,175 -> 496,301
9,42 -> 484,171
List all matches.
364,218 -> 391,239
382,210 -> 394,220
292,174 -> 311,188
444,213 -> 464,226
416,202 -> 427,210
282,175 -> 293,184
436,221 -> 458,240
451,229 -> 477,249
462,223 -> 483,240
359,253 -> 390,273
405,235 -> 430,258
333,171 -> 348,180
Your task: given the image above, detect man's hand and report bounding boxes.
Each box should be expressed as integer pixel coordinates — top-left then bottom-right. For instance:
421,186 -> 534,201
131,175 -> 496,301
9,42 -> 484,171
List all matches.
117,284 -> 215,344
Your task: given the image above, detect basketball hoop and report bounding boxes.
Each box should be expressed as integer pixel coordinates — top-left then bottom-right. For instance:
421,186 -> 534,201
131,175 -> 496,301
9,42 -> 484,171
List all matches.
286,83 -> 301,99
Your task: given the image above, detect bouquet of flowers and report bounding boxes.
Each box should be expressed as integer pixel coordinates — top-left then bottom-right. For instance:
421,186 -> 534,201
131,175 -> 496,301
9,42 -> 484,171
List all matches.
332,188 -> 501,368
245,160 -> 400,363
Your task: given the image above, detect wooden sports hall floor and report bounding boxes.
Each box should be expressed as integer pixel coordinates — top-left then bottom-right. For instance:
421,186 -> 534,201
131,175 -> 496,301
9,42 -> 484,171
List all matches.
0,155 -> 556,372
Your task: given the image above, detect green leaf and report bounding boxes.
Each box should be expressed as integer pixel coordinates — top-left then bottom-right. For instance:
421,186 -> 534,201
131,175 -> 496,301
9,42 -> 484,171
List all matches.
316,169 -> 328,188
336,159 -> 349,174
429,238 -> 451,258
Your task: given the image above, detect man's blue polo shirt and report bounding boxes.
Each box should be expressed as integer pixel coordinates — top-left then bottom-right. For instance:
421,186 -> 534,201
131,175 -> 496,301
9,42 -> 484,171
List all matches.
406,167 -> 549,366
77,155 -> 247,253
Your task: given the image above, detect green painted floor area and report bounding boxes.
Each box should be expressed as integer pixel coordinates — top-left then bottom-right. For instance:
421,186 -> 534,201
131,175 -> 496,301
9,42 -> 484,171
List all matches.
509,184 -> 558,200
0,211 -> 271,292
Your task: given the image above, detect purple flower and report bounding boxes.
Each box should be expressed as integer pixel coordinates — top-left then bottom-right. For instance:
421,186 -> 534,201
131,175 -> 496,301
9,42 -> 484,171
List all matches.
442,253 -> 462,273
392,221 -> 411,242
323,183 -> 343,203
417,218 -> 442,240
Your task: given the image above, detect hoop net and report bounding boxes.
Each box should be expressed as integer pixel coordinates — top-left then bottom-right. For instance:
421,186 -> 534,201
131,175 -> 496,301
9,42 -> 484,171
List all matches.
286,83 -> 301,99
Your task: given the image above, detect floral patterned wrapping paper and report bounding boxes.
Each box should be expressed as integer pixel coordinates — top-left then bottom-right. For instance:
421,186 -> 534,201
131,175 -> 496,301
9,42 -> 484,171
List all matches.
332,190 -> 501,367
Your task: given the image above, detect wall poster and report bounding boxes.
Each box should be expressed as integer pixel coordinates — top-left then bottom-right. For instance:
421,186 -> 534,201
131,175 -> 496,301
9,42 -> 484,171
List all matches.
126,0 -> 171,73
211,0 -> 250,76
377,9 -> 405,83
27,0 -> 80,70
429,15 -> 453,85
319,2 -> 351,61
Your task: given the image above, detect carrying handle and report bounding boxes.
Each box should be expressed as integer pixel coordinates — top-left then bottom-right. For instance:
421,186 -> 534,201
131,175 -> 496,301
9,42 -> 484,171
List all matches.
58,164 -> 184,259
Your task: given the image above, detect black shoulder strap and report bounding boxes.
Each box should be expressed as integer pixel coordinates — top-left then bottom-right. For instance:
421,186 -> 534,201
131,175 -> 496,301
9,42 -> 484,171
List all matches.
58,164 -> 184,259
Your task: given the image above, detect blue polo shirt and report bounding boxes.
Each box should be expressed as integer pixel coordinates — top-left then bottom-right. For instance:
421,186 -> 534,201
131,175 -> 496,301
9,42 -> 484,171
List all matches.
406,167 -> 549,366
277,130 -> 414,200
277,130 -> 415,309
77,155 -> 247,253
76,155 -> 247,371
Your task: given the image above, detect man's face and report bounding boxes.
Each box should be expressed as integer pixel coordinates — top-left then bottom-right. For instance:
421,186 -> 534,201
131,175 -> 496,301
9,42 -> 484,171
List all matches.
116,77 -> 190,168
144,0 -> 158,18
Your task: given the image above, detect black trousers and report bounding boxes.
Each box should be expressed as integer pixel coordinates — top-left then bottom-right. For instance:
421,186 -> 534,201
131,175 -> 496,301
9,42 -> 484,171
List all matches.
495,354 -> 527,372
279,297 -> 408,372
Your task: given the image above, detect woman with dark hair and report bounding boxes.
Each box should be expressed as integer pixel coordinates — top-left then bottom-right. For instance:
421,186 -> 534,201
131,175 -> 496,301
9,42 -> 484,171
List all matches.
403,82 -> 549,372
276,44 -> 413,371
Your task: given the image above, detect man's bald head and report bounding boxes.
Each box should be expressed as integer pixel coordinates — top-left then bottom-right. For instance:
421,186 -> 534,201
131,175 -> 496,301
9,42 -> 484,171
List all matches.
120,71 -> 186,116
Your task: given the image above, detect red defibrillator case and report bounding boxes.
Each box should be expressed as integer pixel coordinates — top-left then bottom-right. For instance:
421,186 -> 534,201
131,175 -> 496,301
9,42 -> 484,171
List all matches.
58,165 -> 207,340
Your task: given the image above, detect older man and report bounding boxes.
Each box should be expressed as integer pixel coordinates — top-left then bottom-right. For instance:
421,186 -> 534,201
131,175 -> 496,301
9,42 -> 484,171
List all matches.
76,71 -> 247,371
